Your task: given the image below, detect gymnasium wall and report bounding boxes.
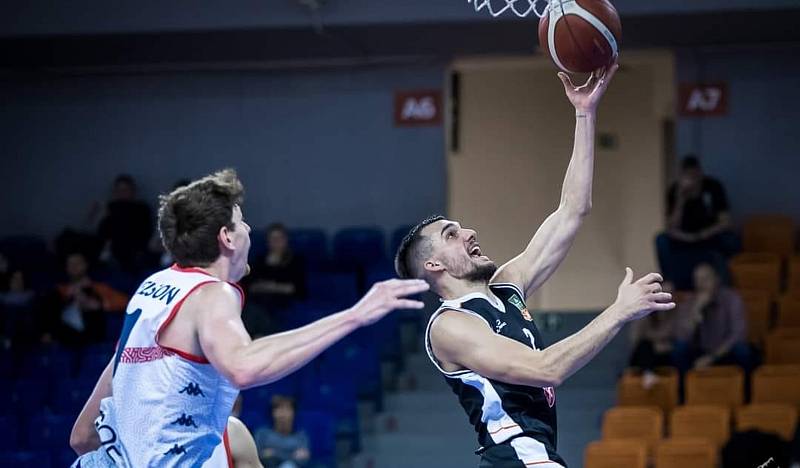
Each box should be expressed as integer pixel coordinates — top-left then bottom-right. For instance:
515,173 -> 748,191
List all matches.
675,44 -> 800,224
0,64 -> 446,238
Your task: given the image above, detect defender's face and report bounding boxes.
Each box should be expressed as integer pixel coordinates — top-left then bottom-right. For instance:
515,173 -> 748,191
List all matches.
230,205 -> 252,281
422,219 -> 496,279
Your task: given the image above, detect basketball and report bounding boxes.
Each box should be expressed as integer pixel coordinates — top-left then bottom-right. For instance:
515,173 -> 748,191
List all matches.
538,0 -> 622,73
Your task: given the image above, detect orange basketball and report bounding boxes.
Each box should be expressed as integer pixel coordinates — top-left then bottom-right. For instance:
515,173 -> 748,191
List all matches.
538,0 -> 622,73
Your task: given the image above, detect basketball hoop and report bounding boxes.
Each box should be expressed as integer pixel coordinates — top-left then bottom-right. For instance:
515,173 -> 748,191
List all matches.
467,0 -> 550,18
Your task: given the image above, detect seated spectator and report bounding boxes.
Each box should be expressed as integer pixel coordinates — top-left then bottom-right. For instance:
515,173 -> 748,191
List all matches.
0,269 -> 37,350
673,263 -> 752,373
242,224 -> 306,336
41,252 -> 128,347
628,282 -> 678,388
254,395 -> 310,468
247,224 -> 306,308
656,155 -> 739,290
94,174 -> 154,272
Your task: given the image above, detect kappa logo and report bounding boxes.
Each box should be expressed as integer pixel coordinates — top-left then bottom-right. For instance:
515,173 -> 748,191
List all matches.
164,444 -> 186,456
509,294 -> 533,322
495,320 -> 507,333
172,414 -> 198,428
179,382 -> 204,397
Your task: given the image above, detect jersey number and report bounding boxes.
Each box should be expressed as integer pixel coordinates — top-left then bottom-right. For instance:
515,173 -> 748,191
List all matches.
113,308 -> 142,375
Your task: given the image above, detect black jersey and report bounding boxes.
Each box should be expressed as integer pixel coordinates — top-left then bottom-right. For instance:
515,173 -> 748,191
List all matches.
425,283 -> 564,466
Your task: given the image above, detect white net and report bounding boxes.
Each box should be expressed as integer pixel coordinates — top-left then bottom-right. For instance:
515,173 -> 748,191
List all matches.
467,0 -> 550,18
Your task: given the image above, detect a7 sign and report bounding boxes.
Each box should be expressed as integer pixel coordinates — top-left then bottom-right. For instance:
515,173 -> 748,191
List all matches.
678,82 -> 729,117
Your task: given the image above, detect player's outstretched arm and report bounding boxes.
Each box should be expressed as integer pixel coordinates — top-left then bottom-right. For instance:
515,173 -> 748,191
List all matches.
431,268 -> 673,387
198,279 -> 428,389
492,63 -> 619,297
70,357 -> 113,454
227,416 -> 263,468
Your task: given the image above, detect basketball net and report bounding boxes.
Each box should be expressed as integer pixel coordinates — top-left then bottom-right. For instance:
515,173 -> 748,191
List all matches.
467,0 -> 550,18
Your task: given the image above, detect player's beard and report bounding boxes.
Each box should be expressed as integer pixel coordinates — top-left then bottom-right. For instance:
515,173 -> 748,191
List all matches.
461,261 -> 498,284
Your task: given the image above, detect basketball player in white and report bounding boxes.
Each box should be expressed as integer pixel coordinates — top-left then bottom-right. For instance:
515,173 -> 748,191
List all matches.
69,169 -> 429,467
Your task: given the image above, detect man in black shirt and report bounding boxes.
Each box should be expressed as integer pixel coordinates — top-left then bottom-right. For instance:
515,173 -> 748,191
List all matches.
656,156 -> 739,289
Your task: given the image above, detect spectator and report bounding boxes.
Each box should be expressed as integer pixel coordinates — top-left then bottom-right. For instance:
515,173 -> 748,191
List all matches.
247,224 -> 306,308
95,174 -> 154,272
656,155 -> 739,289
0,269 -> 37,349
42,252 -> 128,347
673,263 -> 752,374
242,224 -> 306,336
628,282 -> 678,388
254,395 -> 310,468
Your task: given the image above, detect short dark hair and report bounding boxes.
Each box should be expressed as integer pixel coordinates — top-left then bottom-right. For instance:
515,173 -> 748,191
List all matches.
681,154 -> 701,170
158,169 -> 244,268
114,174 -> 136,187
266,223 -> 288,236
394,215 -> 445,279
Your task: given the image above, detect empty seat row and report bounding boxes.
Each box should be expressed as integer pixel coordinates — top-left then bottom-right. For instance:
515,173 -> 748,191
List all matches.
618,365 -> 800,415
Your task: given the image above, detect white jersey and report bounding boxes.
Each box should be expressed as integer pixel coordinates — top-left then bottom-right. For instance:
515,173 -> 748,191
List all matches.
95,265 -> 242,468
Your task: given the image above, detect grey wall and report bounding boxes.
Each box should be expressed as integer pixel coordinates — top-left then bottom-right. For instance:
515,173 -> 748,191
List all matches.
675,44 -> 800,224
0,64 -> 446,238
3,0 -> 799,36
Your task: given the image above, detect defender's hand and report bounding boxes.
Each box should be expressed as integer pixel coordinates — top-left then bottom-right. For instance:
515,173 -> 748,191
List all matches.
558,62 -> 619,114
350,279 -> 429,327
612,268 -> 675,323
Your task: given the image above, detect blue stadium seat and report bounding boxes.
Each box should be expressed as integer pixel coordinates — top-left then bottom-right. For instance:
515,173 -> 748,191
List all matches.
21,351 -> 74,380
390,225 -> 414,258
28,414 -> 73,453
288,229 -> 328,268
104,313 -> 125,342
295,410 -> 336,461
238,409 -> 268,434
78,353 -> 111,380
333,227 -> 386,268
57,450 -> 79,467
0,416 -> 19,450
7,379 -> 50,418
240,372 -> 299,415
0,235 -> 49,268
305,272 -> 359,305
299,373 -> 358,430
0,451 -> 50,468
52,379 -> 94,417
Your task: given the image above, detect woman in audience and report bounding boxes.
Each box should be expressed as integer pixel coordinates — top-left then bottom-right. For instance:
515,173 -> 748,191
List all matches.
243,224 -> 306,336
0,268 -> 37,349
254,395 -> 311,468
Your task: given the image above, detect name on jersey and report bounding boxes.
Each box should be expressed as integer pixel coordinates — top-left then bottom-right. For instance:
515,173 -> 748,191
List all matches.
136,281 -> 181,305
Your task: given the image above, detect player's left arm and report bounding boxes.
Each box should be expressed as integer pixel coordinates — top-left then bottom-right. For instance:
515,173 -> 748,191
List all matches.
70,357 -> 113,455
227,416 -> 264,468
492,62 -> 619,297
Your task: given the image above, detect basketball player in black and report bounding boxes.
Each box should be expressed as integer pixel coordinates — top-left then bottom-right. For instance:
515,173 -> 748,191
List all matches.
395,62 -> 674,467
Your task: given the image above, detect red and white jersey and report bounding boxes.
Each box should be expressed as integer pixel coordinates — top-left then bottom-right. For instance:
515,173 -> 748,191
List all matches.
98,265 -> 242,467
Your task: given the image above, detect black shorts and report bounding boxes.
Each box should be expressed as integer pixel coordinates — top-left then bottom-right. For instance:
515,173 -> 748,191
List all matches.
478,437 -> 566,468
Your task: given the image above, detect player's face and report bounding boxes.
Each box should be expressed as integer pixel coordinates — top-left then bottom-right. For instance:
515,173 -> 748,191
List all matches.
229,205 -> 252,281
425,219 -> 497,283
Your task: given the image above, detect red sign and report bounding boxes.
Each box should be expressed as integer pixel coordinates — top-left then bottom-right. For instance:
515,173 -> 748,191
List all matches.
394,90 -> 442,126
679,82 -> 728,117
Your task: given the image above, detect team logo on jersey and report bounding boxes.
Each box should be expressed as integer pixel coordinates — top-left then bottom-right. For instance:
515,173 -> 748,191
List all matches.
509,294 -> 533,322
